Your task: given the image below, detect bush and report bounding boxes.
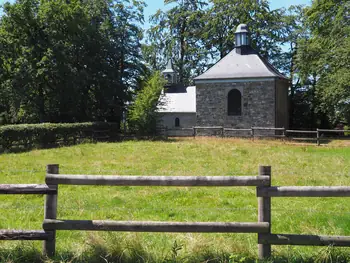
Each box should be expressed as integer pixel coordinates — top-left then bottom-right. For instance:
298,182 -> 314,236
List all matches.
128,72 -> 167,135
0,122 -> 120,151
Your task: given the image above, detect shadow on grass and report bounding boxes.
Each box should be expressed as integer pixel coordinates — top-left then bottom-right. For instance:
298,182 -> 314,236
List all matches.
1,244 -> 350,263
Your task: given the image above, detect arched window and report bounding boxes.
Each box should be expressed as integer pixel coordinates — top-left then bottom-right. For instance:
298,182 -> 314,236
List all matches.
175,117 -> 180,127
227,89 -> 242,116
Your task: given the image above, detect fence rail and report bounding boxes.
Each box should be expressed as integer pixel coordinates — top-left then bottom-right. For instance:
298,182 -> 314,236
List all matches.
42,219 -> 269,233
259,233 -> 350,247
0,184 -> 57,194
163,126 -> 349,145
0,230 -> 53,241
257,186 -> 350,197
45,174 -> 269,187
1,164 -> 350,259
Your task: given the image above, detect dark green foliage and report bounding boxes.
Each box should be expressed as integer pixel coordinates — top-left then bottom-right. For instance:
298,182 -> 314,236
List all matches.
0,122 -> 119,152
0,0 -> 145,124
295,0 -> 350,126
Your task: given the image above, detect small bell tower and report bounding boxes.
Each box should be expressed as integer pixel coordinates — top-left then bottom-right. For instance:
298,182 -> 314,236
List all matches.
235,24 -> 251,55
162,59 -> 177,85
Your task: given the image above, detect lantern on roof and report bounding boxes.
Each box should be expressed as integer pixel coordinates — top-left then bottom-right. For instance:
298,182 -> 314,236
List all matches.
235,24 -> 250,47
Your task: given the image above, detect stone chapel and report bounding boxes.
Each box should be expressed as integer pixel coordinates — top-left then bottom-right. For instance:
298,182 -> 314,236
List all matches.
158,24 -> 289,133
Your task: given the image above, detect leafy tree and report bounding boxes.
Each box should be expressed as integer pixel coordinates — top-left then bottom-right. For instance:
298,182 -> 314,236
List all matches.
0,0 -> 145,124
204,0 -> 284,63
146,0 -> 208,85
296,0 -> 350,126
278,5 -> 313,128
128,72 -> 166,134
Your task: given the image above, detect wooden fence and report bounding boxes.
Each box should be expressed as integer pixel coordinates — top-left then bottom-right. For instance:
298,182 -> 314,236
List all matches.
1,164 -> 350,259
163,127 -> 350,145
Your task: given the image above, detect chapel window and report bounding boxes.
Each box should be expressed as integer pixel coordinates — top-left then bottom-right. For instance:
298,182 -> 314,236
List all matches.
175,117 -> 180,127
228,89 -> 242,116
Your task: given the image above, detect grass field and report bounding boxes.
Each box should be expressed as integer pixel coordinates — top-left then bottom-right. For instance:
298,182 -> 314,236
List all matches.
1,138 -> 350,263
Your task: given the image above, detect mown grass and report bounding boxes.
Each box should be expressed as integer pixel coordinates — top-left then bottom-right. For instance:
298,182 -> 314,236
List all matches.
1,137 -> 350,262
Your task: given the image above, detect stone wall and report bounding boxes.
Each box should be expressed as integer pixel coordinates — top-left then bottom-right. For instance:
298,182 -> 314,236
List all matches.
196,80 -> 276,131
159,112 -> 196,130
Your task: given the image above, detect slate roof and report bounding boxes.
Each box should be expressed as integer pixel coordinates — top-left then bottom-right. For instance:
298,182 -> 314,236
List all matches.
194,46 -> 288,81
158,86 -> 196,113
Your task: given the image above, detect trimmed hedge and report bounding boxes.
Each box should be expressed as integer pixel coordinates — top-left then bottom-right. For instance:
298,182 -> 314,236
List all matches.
0,122 -> 120,151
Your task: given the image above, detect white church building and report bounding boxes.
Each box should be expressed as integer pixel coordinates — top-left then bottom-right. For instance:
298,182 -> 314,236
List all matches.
158,60 -> 196,134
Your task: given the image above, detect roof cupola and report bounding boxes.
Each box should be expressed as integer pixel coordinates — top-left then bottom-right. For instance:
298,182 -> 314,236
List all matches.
162,59 -> 177,85
235,24 -> 250,55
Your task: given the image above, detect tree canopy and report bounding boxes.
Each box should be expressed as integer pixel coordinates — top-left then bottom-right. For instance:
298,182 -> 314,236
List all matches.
296,0 -> 350,125
0,0 -> 145,124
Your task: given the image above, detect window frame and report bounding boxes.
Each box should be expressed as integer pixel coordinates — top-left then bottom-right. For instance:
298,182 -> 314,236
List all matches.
227,89 -> 242,116
175,117 -> 180,127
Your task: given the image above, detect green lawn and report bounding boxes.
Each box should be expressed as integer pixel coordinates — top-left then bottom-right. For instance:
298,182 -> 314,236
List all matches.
1,138 -> 350,263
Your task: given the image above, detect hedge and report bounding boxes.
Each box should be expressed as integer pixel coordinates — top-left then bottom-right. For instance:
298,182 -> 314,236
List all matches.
0,122 -> 120,151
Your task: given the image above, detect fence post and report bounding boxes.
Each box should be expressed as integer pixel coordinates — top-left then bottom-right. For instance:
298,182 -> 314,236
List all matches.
258,165 -> 271,259
43,164 -> 58,257
193,127 -> 196,138
251,128 -> 255,141
317,129 -> 320,146
221,126 -> 224,138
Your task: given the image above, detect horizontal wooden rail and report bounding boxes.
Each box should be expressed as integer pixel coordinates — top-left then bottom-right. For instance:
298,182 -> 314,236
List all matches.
257,186 -> 350,197
0,230 -> 54,240
254,135 -> 286,138
194,126 -> 223,129
286,130 -> 317,134
43,220 -> 269,233
224,128 -> 252,131
171,128 -> 194,130
46,175 -> 270,187
0,184 -> 57,195
259,233 -> 350,247
318,129 -> 348,133
288,137 -> 318,141
318,137 -> 350,140
252,127 -> 285,131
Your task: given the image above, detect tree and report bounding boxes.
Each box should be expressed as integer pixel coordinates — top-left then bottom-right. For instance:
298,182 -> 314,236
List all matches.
146,0 -> 208,85
203,0 -> 285,63
128,72 -> 166,134
296,0 -> 350,126
278,5 -> 312,128
0,0 -> 146,124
